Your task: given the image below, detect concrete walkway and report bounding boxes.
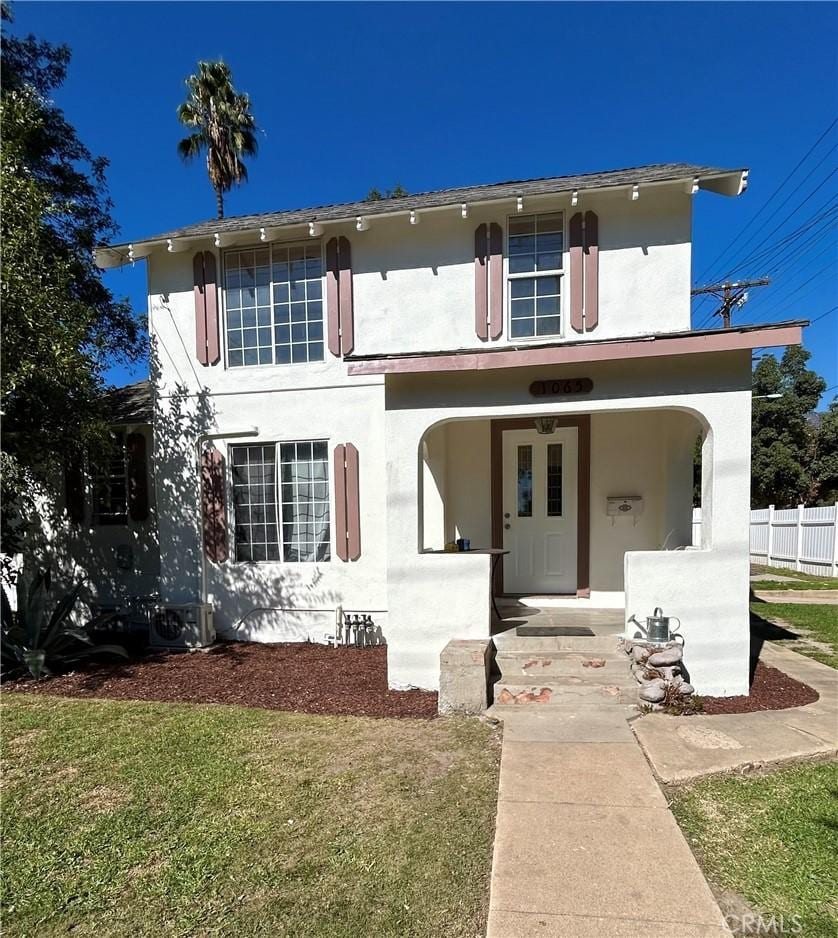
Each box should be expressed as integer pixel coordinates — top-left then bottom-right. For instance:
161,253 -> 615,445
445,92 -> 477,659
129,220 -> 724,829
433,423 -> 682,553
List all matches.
633,643 -> 838,784
486,707 -> 731,937
751,589 -> 838,605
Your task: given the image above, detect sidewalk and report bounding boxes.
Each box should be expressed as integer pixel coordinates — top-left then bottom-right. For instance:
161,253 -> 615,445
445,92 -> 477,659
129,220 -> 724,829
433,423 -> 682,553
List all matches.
633,643 -> 838,784
486,708 -> 731,937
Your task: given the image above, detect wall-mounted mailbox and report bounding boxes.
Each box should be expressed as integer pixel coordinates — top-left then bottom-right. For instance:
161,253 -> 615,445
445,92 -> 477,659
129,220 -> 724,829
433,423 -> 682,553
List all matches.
606,496 -> 644,518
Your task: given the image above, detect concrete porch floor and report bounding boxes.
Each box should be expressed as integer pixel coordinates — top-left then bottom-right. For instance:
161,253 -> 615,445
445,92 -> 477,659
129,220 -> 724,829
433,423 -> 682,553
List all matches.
492,599 -> 625,641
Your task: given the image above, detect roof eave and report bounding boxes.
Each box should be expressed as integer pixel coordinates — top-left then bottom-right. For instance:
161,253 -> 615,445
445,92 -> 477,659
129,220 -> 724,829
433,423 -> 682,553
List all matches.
95,167 -> 749,270
345,321 -> 805,377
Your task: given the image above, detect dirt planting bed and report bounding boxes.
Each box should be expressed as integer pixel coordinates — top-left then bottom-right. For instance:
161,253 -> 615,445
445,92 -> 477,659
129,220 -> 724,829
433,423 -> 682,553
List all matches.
4,641 -> 439,719
700,661 -> 818,715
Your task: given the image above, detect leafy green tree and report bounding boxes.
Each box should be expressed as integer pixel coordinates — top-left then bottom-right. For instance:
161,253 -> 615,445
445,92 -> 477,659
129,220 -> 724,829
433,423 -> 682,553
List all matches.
177,60 -> 258,219
812,399 -> 838,504
751,347 -> 826,507
1,5 -> 143,550
366,184 -> 408,201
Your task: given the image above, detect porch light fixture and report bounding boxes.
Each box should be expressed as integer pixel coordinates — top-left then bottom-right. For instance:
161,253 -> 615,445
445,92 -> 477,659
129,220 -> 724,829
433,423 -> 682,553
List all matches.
534,416 -> 558,435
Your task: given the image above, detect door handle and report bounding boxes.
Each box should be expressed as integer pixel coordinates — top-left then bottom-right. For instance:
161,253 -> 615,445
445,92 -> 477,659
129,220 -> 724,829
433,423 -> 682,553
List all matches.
504,512 -> 510,519
504,523 -> 511,530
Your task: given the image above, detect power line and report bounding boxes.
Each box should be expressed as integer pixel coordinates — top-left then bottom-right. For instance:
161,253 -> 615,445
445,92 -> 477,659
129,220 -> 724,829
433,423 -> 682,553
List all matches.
693,118 -> 837,285
697,197 -> 838,328
691,278 -> 771,328
810,305 -> 837,324
747,261 -> 835,323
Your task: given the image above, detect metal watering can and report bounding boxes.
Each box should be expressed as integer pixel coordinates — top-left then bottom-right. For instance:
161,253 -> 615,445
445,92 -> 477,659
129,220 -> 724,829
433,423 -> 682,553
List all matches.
638,607 -> 682,644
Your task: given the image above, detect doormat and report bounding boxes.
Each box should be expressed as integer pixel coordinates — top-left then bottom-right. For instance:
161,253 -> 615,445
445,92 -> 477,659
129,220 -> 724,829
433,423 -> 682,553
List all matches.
516,625 -> 596,637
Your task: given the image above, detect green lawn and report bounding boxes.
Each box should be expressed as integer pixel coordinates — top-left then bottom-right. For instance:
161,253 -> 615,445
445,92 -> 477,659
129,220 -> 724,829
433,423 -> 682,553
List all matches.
752,602 -> 838,668
1,694 -> 500,938
751,564 -> 838,591
672,763 -> 838,938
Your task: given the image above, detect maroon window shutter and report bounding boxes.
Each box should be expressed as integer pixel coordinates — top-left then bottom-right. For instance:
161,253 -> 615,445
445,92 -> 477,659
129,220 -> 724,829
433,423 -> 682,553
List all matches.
338,236 -> 354,355
333,444 -> 348,561
64,457 -> 85,524
583,211 -> 599,331
488,222 -> 503,340
193,252 -> 209,365
345,443 -> 361,561
569,212 -> 584,333
474,224 -> 489,339
203,251 -> 221,364
126,432 -> 149,522
201,446 -> 228,563
326,237 -> 341,357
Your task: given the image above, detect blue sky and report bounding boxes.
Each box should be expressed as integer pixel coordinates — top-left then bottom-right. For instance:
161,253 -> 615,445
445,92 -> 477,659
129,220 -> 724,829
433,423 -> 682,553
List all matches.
11,1 -> 837,401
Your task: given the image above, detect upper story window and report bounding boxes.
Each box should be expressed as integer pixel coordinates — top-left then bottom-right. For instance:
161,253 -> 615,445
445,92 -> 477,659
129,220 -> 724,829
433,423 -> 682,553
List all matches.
93,431 -> 128,525
508,212 -> 563,339
223,244 -> 324,368
230,441 -> 331,563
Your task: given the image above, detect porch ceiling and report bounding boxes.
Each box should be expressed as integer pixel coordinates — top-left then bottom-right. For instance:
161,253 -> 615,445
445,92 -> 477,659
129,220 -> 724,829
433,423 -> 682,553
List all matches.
345,321 -> 805,376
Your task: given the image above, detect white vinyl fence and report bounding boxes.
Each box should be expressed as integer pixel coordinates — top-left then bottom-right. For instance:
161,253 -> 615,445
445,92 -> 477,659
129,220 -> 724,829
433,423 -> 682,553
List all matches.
692,503 -> 838,577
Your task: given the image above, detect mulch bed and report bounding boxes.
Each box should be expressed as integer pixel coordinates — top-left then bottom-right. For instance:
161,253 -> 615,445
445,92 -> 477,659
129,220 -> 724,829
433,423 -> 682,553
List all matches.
700,660 -> 818,714
4,642 -> 439,720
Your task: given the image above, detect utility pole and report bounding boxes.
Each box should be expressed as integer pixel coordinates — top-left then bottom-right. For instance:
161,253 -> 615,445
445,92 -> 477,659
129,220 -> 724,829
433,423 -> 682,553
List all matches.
691,277 -> 770,328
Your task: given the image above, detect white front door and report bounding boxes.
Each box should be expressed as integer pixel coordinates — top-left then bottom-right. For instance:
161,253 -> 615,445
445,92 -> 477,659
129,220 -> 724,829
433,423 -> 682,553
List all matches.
502,427 -> 578,594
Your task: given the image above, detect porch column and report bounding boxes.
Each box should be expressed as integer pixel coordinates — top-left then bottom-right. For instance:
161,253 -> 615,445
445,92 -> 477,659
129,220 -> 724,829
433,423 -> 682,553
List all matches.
384,410 -> 492,691
625,392 -> 751,696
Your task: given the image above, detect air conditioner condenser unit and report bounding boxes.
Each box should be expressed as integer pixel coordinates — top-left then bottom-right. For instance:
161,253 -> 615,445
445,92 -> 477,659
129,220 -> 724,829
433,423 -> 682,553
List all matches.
150,603 -> 215,650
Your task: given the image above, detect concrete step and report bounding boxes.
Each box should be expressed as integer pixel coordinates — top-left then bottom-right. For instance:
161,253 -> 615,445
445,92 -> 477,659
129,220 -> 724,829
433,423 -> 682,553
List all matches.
496,651 -> 629,681
491,681 -> 638,707
493,632 -> 624,654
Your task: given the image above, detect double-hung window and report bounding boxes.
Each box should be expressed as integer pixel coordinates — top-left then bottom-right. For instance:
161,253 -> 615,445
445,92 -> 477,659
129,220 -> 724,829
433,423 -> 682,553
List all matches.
224,244 -> 324,367
507,212 -> 564,339
93,431 -> 129,525
230,441 -> 331,563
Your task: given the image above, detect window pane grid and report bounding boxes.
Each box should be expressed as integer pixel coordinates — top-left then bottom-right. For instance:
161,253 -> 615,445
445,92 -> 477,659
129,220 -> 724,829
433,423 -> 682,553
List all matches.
508,212 -> 564,339
231,441 -> 330,563
225,244 -> 324,368
93,431 -> 128,524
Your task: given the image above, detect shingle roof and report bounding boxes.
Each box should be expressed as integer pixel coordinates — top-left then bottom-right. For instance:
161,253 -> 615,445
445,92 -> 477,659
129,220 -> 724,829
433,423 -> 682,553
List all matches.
105,379 -> 152,424
115,162 -> 746,247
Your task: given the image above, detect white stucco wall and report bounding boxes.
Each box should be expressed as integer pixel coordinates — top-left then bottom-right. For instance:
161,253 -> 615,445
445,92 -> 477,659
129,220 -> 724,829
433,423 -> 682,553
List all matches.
28,423 -> 160,613
384,351 -> 752,692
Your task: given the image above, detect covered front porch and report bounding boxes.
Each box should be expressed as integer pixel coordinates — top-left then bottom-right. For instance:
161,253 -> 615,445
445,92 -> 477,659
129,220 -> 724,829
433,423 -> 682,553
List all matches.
376,352 -> 754,697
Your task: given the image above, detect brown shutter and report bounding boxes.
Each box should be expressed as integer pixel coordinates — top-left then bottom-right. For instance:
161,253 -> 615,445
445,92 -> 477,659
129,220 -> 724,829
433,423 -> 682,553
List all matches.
333,444 -> 348,561
64,456 -> 85,524
193,252 -> 209,365
488,222 -> 503,340
569,212 -> 584,333
201,446 -> 228,563
326,237 -> 341,357
337,236 -> 354,355
345,443 -> 361,561
126,432 -> 149,522
583,211 -> 599,331
474,223 -> 489,340
203,251 -> 220,364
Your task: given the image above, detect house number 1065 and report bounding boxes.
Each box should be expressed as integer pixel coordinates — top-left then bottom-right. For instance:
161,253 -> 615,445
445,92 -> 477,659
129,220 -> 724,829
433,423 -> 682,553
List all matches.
529,378 -> 594,397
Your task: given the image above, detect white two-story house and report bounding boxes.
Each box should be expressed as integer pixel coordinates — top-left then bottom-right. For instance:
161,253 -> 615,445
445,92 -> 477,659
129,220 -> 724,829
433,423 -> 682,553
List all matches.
93,163 -> 804,696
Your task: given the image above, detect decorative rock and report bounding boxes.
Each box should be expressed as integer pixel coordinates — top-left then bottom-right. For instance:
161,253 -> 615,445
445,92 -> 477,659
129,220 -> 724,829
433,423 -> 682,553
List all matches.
632,645 -> 651,663
639,679 -> 666,703
679,683 -> 695,696
648,645 -> 683,667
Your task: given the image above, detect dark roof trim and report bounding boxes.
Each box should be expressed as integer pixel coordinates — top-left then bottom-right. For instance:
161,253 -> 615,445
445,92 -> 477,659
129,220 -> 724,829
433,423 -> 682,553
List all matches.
98,162 -> 747,264
345,321 -> 806,376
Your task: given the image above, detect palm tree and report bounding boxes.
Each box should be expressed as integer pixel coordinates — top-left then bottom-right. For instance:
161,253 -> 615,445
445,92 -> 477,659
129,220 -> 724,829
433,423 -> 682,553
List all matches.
176,61 -> 258,219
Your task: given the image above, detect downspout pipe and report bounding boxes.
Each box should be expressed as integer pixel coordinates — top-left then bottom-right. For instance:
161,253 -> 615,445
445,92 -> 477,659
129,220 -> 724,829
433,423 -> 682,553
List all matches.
196,427 -> 259,606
